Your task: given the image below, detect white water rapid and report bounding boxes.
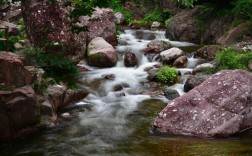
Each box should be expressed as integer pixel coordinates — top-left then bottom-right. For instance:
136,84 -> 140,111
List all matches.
74,29 -> 198,154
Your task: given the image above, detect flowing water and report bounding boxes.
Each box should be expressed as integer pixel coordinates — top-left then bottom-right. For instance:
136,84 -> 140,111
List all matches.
1,29 -> 252,156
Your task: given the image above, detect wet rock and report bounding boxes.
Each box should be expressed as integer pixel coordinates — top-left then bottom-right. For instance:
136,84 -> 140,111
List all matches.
118,39 -> 128,45
40,100 -> 57,125
160,47 -> 184,65
146,53 -> 159,62
147,68 -> 159,81
173,56 -> 188,68
113,84 -> 123,92
165,8 -> 202,43
24,66 -> 37,85
195,45 -> 221,60
115,92 -> 126,97
144,66 -> 153,72
151,21 -> 161,31
163,88 -> 180,100
203,16 -> 233,44
135,30 -> 156,40
218,23 -> 251,45
76,60 -> 90,72
124,52 -> 138,67
102,74 -> 116,80
76,64 -> 89,72
47,85 -> 89,110
128,23 -> 141,30
115,12 -> 124,24
0,86 -> 40,141
0,52 -> 27,88
193,62 -> 215,74
144,40 -> 172,53
61,112 -> 71,119
154,70 -> 252,137
165,8 -> 232,44
113,83 -> 130,92
184,73 -> 210,92
87,37 -> 118,67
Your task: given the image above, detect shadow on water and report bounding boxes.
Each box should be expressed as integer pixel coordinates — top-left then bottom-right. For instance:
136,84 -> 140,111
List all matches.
1,99 -> 252,156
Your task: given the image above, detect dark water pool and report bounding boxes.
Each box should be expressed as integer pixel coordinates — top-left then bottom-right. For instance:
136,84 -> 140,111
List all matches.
1,99 -> 252,156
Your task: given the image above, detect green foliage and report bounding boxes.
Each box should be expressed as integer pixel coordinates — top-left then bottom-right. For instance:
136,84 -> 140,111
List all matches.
0,0 -> 7,5
37,54 -> 78,82
109,0 -> 133,23
0,86 -> 13,91
132,8 -> 173,26
233,0 -> 252,20
173,0 -> 198,7
0,31 -> 20,51
23,46 -> 79,88
165,16 -> 173,27
0,18 -> 27,52
156,66 -> 178,85
132,19 -> 149,27
196,3 -> 214,14
144,9 -> 164,23
215,47 -> 252,71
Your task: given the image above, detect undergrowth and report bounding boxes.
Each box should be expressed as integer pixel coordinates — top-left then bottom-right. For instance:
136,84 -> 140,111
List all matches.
23,46 -> 79,89
156,66 -> 178,85
201,47 -> 252,74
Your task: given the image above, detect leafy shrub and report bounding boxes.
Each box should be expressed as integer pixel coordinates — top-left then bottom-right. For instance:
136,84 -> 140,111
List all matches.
23,46 -> 79,88
233,0 -> 252,20
144,9 -> 164,23
132,20 -> 149,27
165,16 -> 173,27
109,0 -> 133,23
174,0 -> 197,7
0,0 -> 7,5
37,54 -> 78,82
215,47 -> 252,71
156,66 -> 178,85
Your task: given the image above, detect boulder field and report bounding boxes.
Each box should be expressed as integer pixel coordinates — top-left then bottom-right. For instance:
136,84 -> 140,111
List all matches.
0,52 -> 88,141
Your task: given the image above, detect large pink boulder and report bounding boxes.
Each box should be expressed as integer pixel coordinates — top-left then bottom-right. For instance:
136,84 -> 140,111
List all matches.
78,8 -> 118,46
0,52 -> 35,88
21,1 -> 117,63
87,37 -> 118,67
0,86 -> 40,141
154,70 -> 252,137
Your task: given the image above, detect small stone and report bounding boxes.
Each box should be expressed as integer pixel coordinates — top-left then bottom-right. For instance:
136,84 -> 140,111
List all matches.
101,74 -> 115,80
151,21 -> 161,31
173,56 -> 188,68
61,112 -> 71,118
164,88 -> 180,100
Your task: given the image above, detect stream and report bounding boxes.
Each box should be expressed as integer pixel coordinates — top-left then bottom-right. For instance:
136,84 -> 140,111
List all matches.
1,29 -> 252,156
